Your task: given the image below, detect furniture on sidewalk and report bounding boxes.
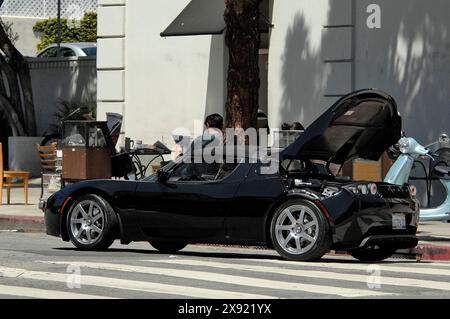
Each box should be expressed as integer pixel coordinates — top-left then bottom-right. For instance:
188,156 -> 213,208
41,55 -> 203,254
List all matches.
55,120 -> 171,184
126,142 -> 172,180
62,121 -> 112,183
36,143 -> 61,199
0,142 -> 30,205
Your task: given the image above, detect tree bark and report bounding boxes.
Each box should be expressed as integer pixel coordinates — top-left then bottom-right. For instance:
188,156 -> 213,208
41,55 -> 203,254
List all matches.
0,54 -> 24,125
0,23 -> 37,136
224,0 -> 261,142
0,94 -> 26,136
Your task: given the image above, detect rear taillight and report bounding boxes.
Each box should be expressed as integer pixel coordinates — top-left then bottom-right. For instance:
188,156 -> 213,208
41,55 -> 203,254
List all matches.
357,184 -> 368,195
368,183 -> 378,195
409,185 -> 417,197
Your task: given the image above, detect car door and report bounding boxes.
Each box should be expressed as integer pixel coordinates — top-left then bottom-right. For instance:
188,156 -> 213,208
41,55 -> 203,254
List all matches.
135,160 -> 245,240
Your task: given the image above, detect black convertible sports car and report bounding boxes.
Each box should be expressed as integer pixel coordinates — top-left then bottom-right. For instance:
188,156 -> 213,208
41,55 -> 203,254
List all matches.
44,89 -> 420,262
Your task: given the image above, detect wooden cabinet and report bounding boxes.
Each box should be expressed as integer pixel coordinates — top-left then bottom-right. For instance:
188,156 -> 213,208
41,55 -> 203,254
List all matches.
62,147 -> 111,180
62,121 -> 113,181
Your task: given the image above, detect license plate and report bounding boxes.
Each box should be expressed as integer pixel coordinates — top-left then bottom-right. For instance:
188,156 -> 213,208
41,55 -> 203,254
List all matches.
392,213 -> 406,230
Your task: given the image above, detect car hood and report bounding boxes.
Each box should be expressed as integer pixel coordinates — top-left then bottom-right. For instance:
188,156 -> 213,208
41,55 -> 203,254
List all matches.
281,89 -> 402,164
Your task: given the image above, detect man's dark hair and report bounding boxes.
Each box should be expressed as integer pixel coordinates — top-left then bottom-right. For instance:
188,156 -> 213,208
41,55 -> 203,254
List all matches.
205,113 -> 224,130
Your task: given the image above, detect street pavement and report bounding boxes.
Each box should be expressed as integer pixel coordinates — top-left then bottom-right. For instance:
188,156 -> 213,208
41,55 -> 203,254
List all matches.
3,181 -> 450,261
1,232 -> 450,299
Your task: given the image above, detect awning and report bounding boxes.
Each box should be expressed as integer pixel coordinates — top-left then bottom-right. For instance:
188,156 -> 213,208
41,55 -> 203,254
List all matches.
161,0 -> 270,37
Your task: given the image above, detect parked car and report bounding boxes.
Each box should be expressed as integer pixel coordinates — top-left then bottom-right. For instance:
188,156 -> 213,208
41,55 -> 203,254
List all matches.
36,42 -> 97,58
43,89 -> 420,262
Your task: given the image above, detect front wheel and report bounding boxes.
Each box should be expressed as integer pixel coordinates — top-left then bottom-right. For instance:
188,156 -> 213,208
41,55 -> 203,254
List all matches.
149,240 -> 187,254
350,247 -> 396,262
67,194 -> 118,250
270,200 -> 331,261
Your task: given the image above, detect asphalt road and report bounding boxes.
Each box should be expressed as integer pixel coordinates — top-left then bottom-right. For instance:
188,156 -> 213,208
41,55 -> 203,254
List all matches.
1,232 -> 450,299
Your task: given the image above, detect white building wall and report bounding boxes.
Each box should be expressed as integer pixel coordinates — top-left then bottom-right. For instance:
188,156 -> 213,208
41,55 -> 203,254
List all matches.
96,0 -> 126,142
353,0 -> 450,144
269,0 -> 450,145
97,0 -> 226,148
97,0 -> 450,148
268,0 -> 354,131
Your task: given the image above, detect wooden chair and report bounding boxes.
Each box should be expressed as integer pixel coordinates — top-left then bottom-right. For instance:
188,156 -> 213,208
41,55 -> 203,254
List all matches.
36,143 -> 57,198
0,142 -> 30,205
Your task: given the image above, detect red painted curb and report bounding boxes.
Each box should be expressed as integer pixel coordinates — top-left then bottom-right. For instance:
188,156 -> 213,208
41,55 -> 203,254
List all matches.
331,245 -> 450,261
416,244 -> 450,261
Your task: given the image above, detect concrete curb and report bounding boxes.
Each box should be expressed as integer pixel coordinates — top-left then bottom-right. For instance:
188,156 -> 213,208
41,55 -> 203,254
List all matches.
0,215 -> 45,233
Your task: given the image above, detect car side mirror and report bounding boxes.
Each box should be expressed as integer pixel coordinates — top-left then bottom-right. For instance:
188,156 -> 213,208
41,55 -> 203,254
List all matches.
157,170 -> 169,183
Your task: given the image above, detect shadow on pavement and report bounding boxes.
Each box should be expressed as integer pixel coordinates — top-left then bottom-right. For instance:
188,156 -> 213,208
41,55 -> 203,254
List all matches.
52,246 -> 423,264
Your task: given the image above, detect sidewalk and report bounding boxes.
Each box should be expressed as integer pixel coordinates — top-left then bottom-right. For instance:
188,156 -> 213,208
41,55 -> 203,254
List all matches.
413,221 -> 450,260
1,182 -> 450,260
0,178 -> 45,232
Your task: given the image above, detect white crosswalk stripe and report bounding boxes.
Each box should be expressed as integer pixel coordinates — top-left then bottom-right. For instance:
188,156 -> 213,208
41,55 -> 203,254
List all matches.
41,260 -> 391,298
2,255 -> 450,299
0,284 -> 117,299
151,258 -> 450,292
0,266 -> 272,299
252,259 -> 450,277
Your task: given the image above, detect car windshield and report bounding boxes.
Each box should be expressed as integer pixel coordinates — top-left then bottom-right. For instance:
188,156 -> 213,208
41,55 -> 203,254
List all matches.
82,47 -> 97,56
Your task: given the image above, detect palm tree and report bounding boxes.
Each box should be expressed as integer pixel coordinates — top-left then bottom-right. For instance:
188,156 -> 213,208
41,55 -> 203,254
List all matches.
0,23 -> 37,137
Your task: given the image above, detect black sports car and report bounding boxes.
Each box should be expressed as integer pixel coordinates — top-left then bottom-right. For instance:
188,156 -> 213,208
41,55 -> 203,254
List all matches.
44,89 -> 420,262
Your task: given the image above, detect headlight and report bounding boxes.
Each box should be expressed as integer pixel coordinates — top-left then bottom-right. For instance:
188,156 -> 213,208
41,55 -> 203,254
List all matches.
398,138 -> 410,154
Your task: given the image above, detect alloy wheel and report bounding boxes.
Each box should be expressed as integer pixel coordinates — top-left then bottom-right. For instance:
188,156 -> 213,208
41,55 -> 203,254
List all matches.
274,204 -> 319,255
69,200 -> 105,245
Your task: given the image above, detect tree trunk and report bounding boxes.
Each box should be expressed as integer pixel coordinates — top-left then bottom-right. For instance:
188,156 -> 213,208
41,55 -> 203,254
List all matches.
224,0 -> 261,142
0,94 -> 26,136
0,23 -> 37,137
17,63 -> 37,136
0,55 -> 25,125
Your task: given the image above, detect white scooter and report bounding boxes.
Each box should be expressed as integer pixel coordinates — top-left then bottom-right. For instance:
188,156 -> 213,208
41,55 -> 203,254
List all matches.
384,134 -> 450,222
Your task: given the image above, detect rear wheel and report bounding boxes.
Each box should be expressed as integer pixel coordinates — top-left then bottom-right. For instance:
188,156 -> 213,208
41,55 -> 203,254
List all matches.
270,199 -> 331,261
149,240 -> 187,254
350,247 -> 396,262
67,194 -> 118,250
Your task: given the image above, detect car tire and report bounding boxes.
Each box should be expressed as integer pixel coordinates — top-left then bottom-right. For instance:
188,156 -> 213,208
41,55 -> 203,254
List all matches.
350,247 -> 396,262
67,194 -> 118,251
270,199 -> 331,261
149,240 -> 187,254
